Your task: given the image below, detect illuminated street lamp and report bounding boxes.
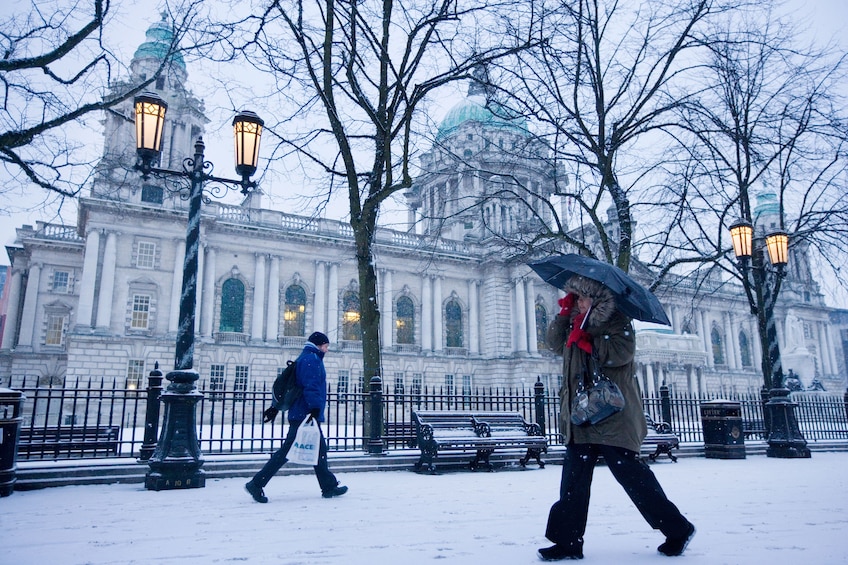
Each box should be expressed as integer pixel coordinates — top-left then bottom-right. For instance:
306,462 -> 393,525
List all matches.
133,92 -> 264,489
728,220 -> 810,458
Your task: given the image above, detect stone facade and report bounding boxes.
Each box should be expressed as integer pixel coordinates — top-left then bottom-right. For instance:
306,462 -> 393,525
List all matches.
1,18 -> 846,398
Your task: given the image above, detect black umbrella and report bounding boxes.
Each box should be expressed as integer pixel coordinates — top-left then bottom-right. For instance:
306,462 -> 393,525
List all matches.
528,254 -> 671,325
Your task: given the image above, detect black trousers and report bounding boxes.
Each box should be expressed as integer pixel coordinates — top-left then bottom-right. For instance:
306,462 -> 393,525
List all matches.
545,443 -> 690,548
251,419 -> 339,494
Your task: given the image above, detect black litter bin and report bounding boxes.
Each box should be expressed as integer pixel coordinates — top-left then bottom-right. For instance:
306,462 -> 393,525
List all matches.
0,388 -> 25,496
700,400 -> 745,459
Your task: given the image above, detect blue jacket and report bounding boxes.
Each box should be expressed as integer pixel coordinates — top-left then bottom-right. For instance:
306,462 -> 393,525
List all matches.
287,342 -> 327,423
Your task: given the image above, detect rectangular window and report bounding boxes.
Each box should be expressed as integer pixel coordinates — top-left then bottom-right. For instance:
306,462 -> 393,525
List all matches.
445,374 -> 455,396
131,294 -> 151,329
136,241 -> 156,269
234,365 -> 249,399
126,359 -> 145,390
52,270 -> 70,294
393,372 -> 405,395
412,373 -> 423,397
337,370 -> 350,394
462,375 -> 472,396
209,364 -> 225,400
45,314 -> 67,346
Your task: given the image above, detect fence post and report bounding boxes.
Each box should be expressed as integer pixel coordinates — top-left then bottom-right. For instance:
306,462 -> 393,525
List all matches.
844,388 -> 848,423
138,362 -> 164,462
534,377 -> 546,435
660,383 -> 672,425
368,375 -> 384,455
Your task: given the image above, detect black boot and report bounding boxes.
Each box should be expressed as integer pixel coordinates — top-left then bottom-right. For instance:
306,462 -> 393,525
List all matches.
538,544 -> 583,561
658,522 -> 695,556
245,480 -> 268,503
321,485 -> 348,498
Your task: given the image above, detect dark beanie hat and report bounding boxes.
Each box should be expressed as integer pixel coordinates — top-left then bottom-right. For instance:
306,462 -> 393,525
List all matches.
308,331 -> 330,346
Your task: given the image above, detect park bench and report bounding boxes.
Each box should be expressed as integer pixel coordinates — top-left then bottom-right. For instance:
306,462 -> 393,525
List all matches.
642,413 -> 680,462
743,419 -> 766,440
384,422 -> 418,448
411,410 -> 547,474
17,425 -> 121,458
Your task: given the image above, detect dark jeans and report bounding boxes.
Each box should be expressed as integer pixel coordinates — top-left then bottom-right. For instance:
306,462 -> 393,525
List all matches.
251,419 -> 339,494
545,443 -> 690,548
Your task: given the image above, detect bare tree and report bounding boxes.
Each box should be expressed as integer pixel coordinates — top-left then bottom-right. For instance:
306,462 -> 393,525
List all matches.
0,0 -> 198,200
489,0 -> 731,273
665,8 -> 848,388
223,0 -> 541,399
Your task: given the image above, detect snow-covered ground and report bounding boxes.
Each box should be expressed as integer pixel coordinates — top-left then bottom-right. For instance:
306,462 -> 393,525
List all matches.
2,452 -> 846,564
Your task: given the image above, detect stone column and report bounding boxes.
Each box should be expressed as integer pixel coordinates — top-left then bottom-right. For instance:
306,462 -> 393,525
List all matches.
251,253 -> 267,341
327,263 -> 339,343
95,231 -> 118,330
700,310 -> 713,367
825,322 -> 839,376
514,277 -> 528,354
266,256 -> 280,342
314,261 -> 327,333
201,246 -> 216,337
421,276 -> 432,351
724,312 -> 738,369
644,363 -> 655,395
1,267 -> 24,349
468,279 -> 479,355
16,263 -> 41,348
169,240 -> 185,334
432,276 -> 443,352
76,229 -> 100,328
380,269 -> 393,349
525,277 -> 537,354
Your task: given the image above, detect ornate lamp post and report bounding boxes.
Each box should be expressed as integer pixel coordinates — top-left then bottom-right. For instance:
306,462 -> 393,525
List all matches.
134,92 -> 264,489
728,220 -> 810,458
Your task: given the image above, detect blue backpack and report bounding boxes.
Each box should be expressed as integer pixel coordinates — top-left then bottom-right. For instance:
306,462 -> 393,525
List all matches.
272,360 -> 303,411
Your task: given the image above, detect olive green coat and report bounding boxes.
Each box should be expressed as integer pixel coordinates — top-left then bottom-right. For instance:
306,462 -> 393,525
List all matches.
547,305 -> 647,454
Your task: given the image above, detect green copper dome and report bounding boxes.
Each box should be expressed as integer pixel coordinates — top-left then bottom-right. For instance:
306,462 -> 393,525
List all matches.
754,191 -> 780,217
436,97 -> 527,140
133,14 -> 185,70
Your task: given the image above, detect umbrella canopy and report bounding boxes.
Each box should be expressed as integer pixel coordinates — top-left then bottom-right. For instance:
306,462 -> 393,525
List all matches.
528,254 -> 671,325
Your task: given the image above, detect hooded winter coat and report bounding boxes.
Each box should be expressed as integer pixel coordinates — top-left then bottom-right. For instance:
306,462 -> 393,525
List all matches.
546,276 -> 647,453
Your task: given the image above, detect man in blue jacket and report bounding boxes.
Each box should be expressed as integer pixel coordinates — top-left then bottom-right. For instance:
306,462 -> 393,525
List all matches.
245,331 -> 348,502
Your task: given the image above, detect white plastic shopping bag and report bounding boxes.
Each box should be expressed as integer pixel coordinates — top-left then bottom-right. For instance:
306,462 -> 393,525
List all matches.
289,417 -> 321,465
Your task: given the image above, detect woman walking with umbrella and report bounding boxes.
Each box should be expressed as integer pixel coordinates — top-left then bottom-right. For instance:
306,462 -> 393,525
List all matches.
537,273 -> 695,561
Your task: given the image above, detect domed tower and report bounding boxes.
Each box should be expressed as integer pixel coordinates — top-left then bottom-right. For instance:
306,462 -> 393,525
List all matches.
92,13 -> 208,204
754,191 -> 823,305
406,73 -> 555,242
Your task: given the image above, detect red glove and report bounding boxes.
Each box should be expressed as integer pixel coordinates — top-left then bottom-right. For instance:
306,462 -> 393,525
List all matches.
558,293 -> 577,316
566,312 -> 593,353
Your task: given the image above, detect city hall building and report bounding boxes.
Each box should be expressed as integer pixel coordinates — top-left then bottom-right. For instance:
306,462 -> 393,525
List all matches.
2,17 -> 845,400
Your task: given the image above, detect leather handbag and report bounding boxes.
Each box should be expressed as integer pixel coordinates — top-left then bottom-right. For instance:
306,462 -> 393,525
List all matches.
570,353 -> 626,426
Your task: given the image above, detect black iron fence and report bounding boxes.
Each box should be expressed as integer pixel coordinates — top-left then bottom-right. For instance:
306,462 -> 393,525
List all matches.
4,374 -> 847,461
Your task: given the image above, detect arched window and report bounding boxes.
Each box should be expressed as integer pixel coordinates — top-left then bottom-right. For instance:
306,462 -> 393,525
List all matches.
445,299 -> 463,348
739,331 -> 752,367
342,291 -> 361,341
220,278 -> 245,332
535,303 -> 548,351
284,285 -> 307,337
711,328 -> 725,365
396,296 -> 415,344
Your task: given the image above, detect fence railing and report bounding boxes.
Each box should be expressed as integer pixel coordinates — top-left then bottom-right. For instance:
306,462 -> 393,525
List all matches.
4,374 -> 847,461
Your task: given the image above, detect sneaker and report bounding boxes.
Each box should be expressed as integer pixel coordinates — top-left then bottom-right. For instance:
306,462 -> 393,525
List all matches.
245,480 -> 268,503
658,522 -> 695,556
322,485 -> 348,498
537,544 -> 583,561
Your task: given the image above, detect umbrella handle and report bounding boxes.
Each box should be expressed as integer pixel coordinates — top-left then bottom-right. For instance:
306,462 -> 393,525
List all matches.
580,304 -> 592,330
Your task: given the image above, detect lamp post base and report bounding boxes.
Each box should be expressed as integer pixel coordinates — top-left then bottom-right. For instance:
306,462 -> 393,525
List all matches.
145,369 -> 206,490
765,387 -> 811,459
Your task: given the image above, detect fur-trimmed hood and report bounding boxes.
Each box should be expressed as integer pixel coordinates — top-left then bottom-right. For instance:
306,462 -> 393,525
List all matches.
564,275 -> 617,326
